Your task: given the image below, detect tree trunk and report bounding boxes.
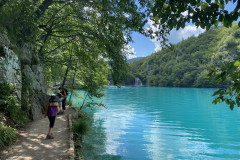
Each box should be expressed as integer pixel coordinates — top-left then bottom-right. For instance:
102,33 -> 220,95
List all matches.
62,48 -> 73,87
69,62 -> 78,101
80,93 -> 88,110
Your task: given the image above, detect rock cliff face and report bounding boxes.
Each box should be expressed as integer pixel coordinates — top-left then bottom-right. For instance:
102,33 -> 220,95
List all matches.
0,34 -> 48,120
0,46 -> 22,100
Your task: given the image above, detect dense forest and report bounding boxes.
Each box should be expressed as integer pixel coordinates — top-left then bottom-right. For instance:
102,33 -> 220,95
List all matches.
123,24 -> 240,88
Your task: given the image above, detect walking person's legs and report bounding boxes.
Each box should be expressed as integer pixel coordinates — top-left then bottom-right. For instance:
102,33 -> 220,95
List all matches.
62,98 -> 66,113
59,102 -> 63,114
47,116 -> 56,139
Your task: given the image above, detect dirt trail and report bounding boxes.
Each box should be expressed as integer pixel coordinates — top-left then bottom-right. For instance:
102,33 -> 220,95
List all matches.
0,106 -> 76,160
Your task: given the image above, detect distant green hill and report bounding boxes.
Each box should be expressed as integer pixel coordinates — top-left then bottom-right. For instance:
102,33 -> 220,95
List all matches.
123,24 -> 240,88
127,57 -> 145,63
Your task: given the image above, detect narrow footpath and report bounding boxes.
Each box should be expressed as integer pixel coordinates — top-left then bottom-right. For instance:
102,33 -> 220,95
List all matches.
0,106 -> 76,160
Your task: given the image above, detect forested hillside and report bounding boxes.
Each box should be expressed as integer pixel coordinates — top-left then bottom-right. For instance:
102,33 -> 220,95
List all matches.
127,57 -> 145,63
124,24 -> 240,88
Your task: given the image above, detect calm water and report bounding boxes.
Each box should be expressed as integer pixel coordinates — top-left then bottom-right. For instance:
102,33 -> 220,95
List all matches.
72,86 -> 240,160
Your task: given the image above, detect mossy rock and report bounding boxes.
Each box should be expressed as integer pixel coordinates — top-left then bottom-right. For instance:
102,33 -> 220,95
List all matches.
0,34 -> 10,48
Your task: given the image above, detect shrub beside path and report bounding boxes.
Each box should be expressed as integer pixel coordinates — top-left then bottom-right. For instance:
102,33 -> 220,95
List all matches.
0,106 -> 76,160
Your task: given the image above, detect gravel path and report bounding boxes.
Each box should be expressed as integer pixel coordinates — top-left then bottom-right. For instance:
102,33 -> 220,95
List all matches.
0,107 -> 76,160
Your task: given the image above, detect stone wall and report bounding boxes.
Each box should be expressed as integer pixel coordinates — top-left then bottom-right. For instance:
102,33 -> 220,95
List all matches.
0,46 -> 22,100
0,33 -> 48,120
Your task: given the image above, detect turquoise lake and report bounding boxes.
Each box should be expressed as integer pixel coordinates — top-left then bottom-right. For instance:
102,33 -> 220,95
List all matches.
71,86 -> 240,160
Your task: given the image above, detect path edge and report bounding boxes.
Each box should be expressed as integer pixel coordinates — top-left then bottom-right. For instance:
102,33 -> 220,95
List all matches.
68,114 -> 75,160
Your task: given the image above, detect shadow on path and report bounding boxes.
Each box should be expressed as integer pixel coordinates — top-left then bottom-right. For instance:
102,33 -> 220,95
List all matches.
0,107 -> 76,160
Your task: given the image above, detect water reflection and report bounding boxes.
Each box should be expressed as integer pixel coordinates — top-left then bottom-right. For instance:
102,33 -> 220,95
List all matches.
81,117 -> 122,160
76,86 -> 240,160
143,121 -> 214,159
94,106 -> 135,155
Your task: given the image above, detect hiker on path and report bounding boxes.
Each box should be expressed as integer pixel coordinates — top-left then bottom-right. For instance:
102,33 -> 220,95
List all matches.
57,92 -> 64,114
44,94 -> 59,139
58,87 -> 67,114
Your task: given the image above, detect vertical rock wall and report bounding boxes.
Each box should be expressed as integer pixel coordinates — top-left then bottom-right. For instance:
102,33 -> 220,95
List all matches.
0,46 -> 22,100
0,34 -> 48,120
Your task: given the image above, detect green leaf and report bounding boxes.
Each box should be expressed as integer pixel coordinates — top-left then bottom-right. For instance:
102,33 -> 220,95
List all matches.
206,0 -> 211,3
225,99 -> 229,104
230,103 -> 234,110
212,99 -> 217,104
154,15 -> 159,22
219,14 -> 223,21
212,89 -> 224,96
234,61 -> 240,67
181,22 -> 185,28
203,75 -> 209,78
206,24 -> 211,31
214,21 -> 219,27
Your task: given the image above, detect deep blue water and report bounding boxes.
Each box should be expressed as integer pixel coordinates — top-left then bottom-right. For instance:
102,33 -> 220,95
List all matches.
72,86 -> 240,160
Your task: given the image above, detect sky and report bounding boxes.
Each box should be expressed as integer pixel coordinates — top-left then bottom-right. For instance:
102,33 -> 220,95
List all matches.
126,2 -> 237,59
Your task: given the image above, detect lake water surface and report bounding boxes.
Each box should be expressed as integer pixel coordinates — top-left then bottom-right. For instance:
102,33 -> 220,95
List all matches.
73,86 -> 240,160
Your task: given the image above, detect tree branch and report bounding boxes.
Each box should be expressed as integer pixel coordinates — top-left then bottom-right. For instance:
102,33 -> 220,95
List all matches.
45,3 -> 71,26
46,38 -> 75,54
35,0 -> 54,19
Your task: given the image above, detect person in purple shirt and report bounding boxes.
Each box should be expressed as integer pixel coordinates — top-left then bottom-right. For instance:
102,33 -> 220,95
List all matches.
44,94 -> 59,139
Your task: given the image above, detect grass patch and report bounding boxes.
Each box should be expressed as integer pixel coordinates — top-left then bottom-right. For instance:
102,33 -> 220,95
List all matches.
72,109 -> 93,157
73,119 -> 90,136
0,83 -> 30,150
0,83 -> 30,127
0,122 -> 17,149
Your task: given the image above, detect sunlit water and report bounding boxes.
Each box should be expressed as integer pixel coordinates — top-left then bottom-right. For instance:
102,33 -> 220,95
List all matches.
71,86 -> 240,160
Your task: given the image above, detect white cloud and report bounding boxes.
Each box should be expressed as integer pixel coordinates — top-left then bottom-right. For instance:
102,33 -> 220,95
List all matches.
122,44 -> 137,59
124,13 -> 130,18
169,26 -> 205,44
181,11 -> 188,17
147,20 -> 205,52
127,54 -> 137,60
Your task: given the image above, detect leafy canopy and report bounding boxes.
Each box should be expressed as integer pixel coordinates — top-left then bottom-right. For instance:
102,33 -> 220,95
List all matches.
150,0 -> 240,46
0,0 -> 154,109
